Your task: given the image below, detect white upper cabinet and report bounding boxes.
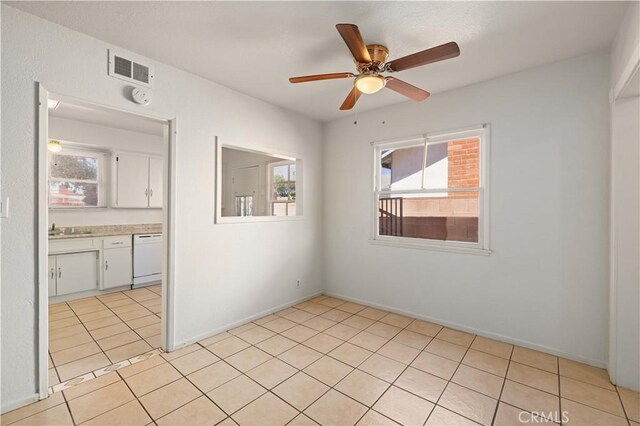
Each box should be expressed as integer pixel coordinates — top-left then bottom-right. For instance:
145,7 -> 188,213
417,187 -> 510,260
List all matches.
113,152 -> 162,208
148,157 -> 163,208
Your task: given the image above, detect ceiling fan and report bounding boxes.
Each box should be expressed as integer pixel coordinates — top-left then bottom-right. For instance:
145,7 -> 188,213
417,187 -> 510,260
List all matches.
289,24 -> 460,110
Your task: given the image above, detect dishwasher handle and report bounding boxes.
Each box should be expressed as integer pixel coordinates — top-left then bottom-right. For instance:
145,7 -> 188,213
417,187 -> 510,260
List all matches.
134,234 -> 162,244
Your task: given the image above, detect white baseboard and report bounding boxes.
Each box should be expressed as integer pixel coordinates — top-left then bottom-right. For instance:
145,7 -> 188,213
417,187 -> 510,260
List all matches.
1,393 -> 40,415
48,285 -> 130,304
172,291 -> 323,351
324,291 -> 607,369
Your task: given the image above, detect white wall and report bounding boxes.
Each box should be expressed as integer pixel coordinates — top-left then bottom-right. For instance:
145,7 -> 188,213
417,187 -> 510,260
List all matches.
0,5 -> 324,411
609,1 -> 640,392
324,52 -> 611,366
610,2 -> 639,89
48,116 -> 164,226
610,96 -> 640,391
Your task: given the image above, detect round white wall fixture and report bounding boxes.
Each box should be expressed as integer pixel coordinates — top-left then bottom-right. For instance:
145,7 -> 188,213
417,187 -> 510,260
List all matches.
131,87 -> 151,105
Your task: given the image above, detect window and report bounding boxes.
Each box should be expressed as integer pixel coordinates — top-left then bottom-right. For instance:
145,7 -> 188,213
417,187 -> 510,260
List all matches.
235,195 -> 254,216
49,146 -> 107,208
373,125 -> 490,253
270,161 -> 296,217
216,143 -> 302,223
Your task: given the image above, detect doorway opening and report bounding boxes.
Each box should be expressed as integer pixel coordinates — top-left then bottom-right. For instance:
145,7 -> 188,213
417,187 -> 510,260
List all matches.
38,87 -> 176,397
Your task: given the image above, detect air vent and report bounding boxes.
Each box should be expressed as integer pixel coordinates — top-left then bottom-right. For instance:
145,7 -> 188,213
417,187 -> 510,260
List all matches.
132,62 -> 150,84
108,49 -> 153,87
113,56 -> 132,78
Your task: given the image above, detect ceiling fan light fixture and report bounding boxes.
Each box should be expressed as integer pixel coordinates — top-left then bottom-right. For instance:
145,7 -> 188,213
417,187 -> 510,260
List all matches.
355,74 -> 386,94
48,140 -> 62,153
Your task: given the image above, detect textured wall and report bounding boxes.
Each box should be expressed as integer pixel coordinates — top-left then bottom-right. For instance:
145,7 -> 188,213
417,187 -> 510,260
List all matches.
1,6 -> 324,410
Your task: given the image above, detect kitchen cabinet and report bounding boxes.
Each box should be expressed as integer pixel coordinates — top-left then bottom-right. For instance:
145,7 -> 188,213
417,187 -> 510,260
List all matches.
102,236 -> 133,289
114,152 -> 162,208
148,157 -> 163,208
50,251 -> 98,296
48,255 -> 57,296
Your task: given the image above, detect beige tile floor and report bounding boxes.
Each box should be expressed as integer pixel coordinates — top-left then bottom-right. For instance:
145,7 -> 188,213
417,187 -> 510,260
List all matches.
48,285 -> 162,384
4,294 -> 639,425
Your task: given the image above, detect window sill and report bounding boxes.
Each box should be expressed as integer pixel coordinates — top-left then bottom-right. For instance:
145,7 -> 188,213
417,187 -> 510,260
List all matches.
215,215 -> 303,224
368,238 -> 492,256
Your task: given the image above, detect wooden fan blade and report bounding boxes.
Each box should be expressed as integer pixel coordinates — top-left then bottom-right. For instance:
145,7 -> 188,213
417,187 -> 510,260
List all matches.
340,86 -> 362,110
386,42 -> 460,72
385,77 -> 430,101
289,72 -> 354,83
336,24 -> 372,63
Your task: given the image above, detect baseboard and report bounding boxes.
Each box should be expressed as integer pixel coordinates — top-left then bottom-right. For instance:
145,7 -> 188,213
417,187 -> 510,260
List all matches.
324,291 -> 607,369
48,285 -> 131,304
1,393 -> 40,415
172,291 -> 323,350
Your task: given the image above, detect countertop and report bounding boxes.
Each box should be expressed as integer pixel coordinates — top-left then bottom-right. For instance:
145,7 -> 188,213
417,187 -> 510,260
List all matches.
49,223 -> 163,240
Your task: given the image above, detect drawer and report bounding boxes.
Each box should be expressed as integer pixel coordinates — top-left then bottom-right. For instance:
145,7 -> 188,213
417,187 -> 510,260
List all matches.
49,238 -> 96,254
102,235 -> 132,248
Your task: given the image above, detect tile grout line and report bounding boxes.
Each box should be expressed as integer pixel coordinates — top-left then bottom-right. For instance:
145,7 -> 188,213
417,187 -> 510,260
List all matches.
613,385 -> 631,424
208,299 -> 512,425
350,315 -> 423,426
95,289 -> 159,349
48,288 -> 162,392
424,332 -> 480,426
61,388 -> 78,426
558,356 -> 563,426
51,299 -> 111,381
489,340 -> 514,425
117,368 -> 157,425
39,293 -> 634,426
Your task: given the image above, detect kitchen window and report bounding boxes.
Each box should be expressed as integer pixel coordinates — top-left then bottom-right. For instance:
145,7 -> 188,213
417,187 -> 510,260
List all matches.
235,195 -> 254,217
49,146 -> 107,208
372,125 -> 490,254
270,161 -> 296,217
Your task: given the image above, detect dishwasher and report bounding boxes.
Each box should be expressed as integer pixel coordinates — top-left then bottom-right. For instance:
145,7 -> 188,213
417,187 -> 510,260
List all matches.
132,233 -> 162,288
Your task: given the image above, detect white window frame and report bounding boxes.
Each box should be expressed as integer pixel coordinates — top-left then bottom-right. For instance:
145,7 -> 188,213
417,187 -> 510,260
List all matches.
48,144 -> 108,209
370,124 -> 491,255
269,160 -> 297,217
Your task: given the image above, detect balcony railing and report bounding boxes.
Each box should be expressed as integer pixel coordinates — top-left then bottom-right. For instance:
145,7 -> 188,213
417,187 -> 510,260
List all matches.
379,197 -> 403,236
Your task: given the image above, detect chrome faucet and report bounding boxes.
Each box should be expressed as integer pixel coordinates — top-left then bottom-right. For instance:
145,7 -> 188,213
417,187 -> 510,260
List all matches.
50,223 -> 56,232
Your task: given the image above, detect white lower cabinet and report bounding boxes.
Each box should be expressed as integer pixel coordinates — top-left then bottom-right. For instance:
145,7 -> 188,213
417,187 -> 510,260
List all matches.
49,236 -> 134,299
53,251 -> 99,296
48,255 -> 57,297
103,247 -> 132,289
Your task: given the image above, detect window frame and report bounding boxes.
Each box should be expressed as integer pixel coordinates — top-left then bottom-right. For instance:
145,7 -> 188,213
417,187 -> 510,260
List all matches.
214,140 -> 304,224
48,144 -> 108,209
370,124 -> 491,255
268,160 -> 297,217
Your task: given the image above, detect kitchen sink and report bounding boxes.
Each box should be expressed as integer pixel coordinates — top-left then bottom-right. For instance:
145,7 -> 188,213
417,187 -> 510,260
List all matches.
48,228 -> 92,236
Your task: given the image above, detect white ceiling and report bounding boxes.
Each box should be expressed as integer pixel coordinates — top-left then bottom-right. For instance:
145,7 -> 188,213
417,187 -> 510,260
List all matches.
10,1 -> 628,121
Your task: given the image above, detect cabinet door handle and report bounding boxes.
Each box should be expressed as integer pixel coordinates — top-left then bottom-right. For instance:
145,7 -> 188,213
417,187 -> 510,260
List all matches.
150,189 -> 153,197
58,267 -> 62,278
145,188 -> 149,197
105,261 -> 109,270
50,268 -> 55,279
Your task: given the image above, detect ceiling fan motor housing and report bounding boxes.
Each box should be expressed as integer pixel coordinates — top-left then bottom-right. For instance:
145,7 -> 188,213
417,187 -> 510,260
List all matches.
366,44 -> 389,64
356,44 -> 390,75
